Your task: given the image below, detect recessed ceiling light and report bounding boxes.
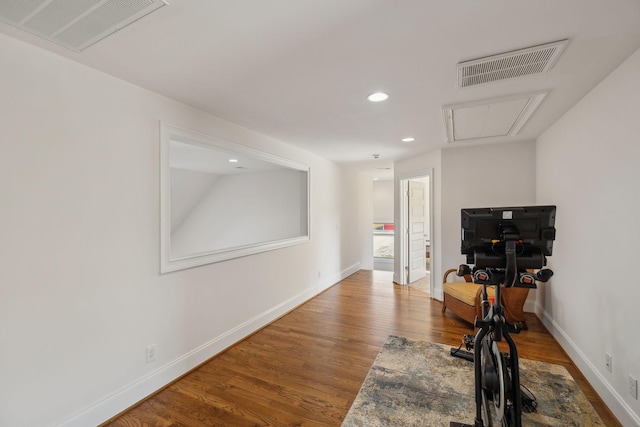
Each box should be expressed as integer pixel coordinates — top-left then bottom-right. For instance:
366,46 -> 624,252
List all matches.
367,92 -> 389,102
401,137 -> 416,142
229,159 -> 238,163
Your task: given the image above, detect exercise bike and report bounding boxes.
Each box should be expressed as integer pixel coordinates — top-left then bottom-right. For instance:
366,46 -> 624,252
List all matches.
449,206 -> 556,427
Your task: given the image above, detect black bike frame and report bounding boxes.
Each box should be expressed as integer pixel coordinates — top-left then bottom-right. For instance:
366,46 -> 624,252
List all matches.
471,239 -> 522,427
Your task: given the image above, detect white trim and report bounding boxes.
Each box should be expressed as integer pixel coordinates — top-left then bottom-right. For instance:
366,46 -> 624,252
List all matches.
56,262 -> 361,427
163,236 -> 311,273
538,305 -> 640,427
160,122 -> 311,273
396,169 -> 434,296
396,178 -> 408,285
442,92 -> 548,143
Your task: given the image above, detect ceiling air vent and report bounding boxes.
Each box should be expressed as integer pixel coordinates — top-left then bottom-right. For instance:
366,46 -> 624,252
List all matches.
0,0 -> 167,52
457,40 -> 568,88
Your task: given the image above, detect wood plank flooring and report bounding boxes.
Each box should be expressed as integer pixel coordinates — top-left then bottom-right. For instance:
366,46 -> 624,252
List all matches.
104,270 -> 620,426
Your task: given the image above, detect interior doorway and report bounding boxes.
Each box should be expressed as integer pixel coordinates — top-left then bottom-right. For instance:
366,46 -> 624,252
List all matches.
398,170 -> 433,294
372,179 -> 394,272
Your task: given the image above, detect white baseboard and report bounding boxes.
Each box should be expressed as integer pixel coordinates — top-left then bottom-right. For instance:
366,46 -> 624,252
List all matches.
328,262 -> 361,288
56,263 -> 360,427
537,303 -> 640,427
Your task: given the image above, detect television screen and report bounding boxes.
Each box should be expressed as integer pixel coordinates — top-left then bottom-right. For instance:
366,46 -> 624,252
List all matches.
461,206 -> 556,269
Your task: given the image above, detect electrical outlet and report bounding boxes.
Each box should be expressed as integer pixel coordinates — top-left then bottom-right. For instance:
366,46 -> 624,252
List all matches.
146,344 -> 157,364
605,353 -> 612,373
630,375 -> 638,399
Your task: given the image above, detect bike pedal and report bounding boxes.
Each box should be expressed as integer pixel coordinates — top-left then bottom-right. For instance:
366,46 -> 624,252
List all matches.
502,352 -> 513,368
507,322 -> 524,334
462,334 -> 475,350
450,347 -> 474,362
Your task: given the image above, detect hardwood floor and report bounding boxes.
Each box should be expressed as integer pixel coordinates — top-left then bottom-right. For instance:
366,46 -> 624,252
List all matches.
105,270 -> 620,426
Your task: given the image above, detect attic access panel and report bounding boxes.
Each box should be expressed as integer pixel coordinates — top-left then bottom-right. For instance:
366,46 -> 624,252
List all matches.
443,92 -> 547,143
0,0 -> 167,52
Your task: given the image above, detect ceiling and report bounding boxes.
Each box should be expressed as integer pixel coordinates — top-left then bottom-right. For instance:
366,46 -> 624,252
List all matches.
2,0 -> 640,179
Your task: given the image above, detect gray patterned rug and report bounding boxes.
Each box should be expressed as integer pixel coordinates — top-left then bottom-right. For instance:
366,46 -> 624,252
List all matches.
343,336 -> 604,427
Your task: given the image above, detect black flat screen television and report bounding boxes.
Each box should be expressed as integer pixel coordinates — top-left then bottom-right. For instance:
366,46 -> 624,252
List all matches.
461,205 -> 556,269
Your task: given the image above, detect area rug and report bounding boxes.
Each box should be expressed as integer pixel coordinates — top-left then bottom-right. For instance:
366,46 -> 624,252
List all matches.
342,335 -> 604,427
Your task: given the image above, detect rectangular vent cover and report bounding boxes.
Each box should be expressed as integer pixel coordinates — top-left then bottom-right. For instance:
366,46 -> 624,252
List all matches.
0,0 -> 167,52
458,40 -> 567,88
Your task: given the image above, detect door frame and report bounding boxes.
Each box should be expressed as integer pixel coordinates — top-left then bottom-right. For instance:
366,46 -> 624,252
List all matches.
407,179 -> 427,283
395,168 -> 434,294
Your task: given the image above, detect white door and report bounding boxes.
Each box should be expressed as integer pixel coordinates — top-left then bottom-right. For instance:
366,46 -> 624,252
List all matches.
407,180 -> 426,283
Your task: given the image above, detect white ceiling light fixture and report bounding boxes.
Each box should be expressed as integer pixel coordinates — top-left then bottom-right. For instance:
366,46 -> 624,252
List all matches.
457,40 -> 568,88
229,158 -> 238,163
443,92 -> 547,143
367,92 -> 389,102
0,0 -> 168,52
401,137 -> 416,142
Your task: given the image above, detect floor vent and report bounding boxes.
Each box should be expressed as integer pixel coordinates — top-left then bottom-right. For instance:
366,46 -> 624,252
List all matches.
457,40 -> 568,88
0,0 -> 167,52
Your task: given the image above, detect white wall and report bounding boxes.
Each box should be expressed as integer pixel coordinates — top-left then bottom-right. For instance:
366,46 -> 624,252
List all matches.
439,141 -> 537,302
0,33 -> 365,426
536,47 -> 640,427
373,180 -> 394,223
340,167 -> 374,272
